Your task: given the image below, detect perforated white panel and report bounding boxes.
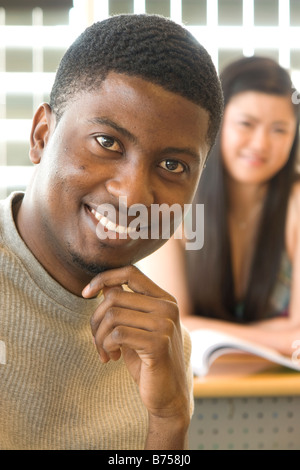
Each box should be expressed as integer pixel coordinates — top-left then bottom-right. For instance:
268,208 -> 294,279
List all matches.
190,396 -> 300,450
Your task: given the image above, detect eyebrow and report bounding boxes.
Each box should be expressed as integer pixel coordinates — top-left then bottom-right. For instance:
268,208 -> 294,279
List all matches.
88,116 -> 202,162
160,147 -> 201,162
239,113 -> 291,126
87,117 -> 138,143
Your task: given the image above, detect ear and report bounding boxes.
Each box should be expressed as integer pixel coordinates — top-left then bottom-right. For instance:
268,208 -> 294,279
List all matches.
29,103 -> 54,164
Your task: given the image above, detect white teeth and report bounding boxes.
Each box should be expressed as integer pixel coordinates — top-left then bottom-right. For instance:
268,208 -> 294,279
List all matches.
117,225 -> 127,234
90,208 -> 135,234
99,216 -> 108,226
106,221 -> 116,231
93,210 -> 102,222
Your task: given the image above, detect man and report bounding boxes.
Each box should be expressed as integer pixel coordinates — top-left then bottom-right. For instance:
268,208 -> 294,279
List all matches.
0,14 -> 223,449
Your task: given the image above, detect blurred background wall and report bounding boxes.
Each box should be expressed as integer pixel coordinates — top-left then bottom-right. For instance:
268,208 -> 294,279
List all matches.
0,0 -> 299,198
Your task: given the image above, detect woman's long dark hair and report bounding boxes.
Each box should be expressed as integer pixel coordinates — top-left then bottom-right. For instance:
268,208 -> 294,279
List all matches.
186,56 -> 300,323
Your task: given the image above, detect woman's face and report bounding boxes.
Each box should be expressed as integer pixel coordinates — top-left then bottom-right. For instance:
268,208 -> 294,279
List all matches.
221,91 -> 297,185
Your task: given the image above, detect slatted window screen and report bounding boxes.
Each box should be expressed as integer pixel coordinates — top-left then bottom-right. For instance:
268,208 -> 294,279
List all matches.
0,0 -> 299,198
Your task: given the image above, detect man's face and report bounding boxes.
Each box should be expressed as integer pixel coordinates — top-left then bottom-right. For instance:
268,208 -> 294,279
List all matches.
27,72 -> 209,287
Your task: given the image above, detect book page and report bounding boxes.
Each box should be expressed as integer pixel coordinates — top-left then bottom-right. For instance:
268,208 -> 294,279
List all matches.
190,329 -> 300,377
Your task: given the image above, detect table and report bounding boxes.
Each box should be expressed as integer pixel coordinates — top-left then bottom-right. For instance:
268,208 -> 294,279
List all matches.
189,354 -> 300,450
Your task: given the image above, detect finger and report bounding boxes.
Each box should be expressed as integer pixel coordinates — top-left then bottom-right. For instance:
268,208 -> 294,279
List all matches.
94,304 -> 180,362
95,320 -> 150,364
99,325 -> 155,362
82,265 -> 174,301
90,288 -> 175,336
95,342 -> 111,363
93,306 -> 159,342
100,322 -> 180,366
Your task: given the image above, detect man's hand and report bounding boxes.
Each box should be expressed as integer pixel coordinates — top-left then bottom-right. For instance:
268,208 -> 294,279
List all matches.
82,265 -> 190,449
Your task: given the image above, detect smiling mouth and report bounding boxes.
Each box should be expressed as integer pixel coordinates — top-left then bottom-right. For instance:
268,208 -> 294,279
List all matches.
88,206 -> 142,235
240,153 -> 265,164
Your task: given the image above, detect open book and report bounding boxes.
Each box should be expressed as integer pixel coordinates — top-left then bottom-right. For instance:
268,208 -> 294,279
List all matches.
190,329 -> 300,377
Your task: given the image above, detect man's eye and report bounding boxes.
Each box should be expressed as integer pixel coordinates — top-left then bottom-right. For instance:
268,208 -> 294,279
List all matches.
96,135 -> 122,152
159,159 -> 186,173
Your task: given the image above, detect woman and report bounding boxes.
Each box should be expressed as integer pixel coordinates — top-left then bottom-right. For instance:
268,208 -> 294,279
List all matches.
141,56 -> 300,356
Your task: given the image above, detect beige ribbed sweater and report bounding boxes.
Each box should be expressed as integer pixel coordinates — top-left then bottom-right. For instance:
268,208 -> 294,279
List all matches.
0,193 -> 193,450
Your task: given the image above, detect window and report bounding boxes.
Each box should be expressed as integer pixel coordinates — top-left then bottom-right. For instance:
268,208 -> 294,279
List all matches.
0,0 -> 299,198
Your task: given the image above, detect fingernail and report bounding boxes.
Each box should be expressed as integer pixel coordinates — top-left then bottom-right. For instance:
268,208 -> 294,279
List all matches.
97,289 -> 103,299
82,284 -> 91,297
99,350 -> 107,363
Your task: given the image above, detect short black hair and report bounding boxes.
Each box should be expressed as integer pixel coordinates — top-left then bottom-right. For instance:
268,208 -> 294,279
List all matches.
49,14 -> 223,147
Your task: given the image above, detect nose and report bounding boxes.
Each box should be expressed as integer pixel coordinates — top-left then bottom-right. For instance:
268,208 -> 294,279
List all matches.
105,162 -> 155,208
250,126 -> 270,153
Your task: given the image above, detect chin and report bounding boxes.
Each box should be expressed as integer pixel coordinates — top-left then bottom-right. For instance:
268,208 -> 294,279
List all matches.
69,251 -> 111,275
70,248 -> 134,276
